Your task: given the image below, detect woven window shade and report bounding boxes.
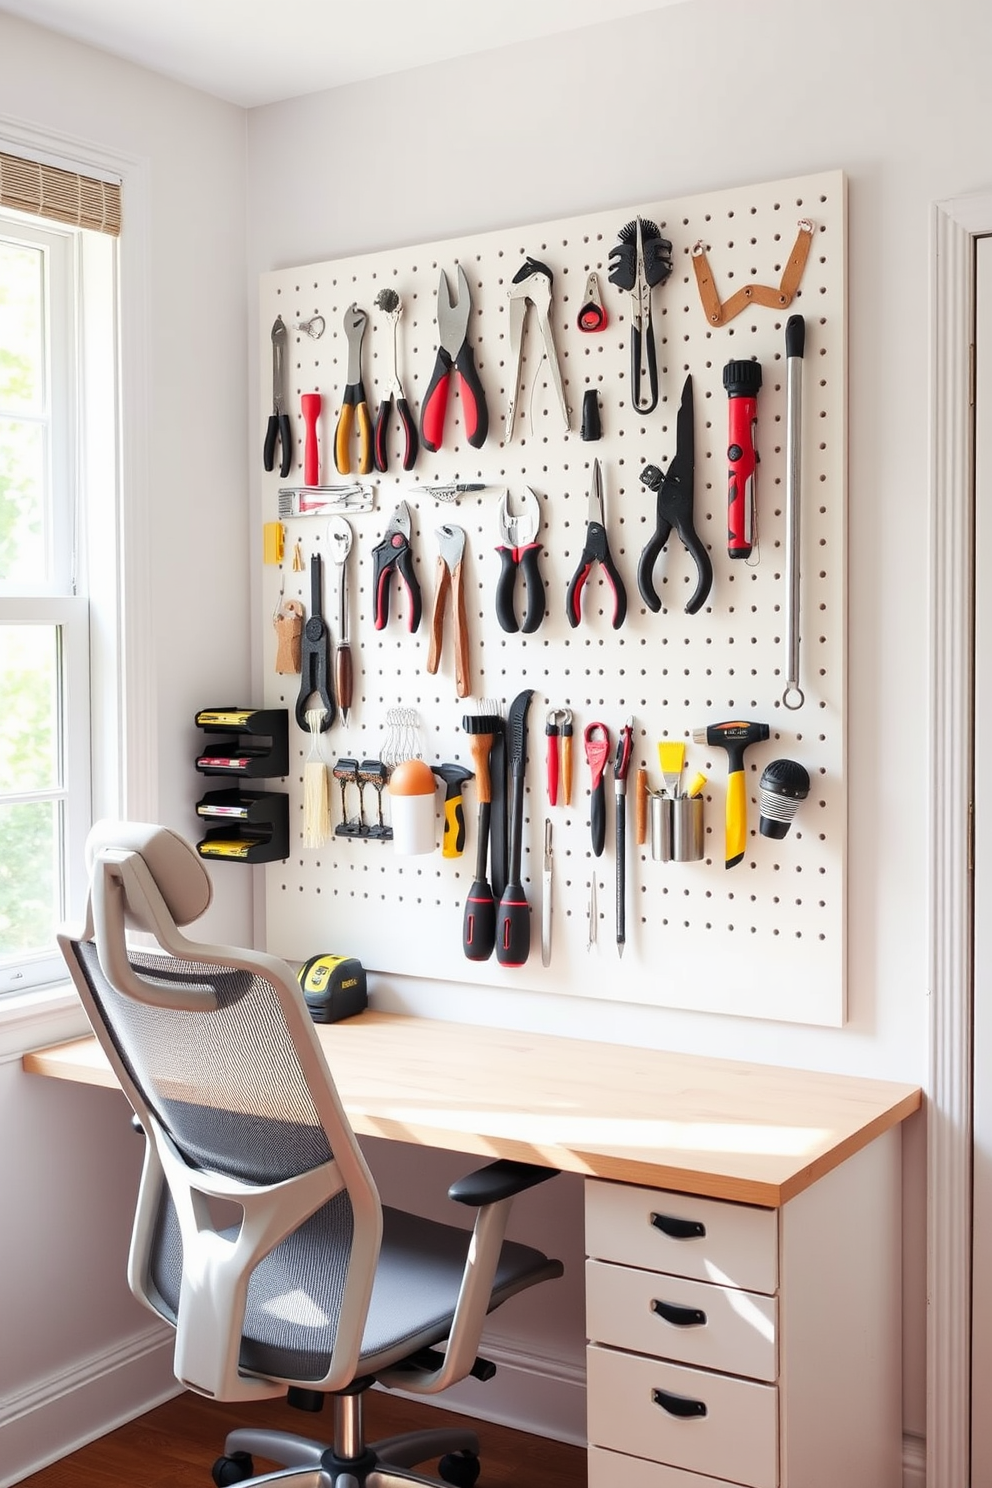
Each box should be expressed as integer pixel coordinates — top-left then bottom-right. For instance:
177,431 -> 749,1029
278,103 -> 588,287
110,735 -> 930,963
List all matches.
0,151 -> 121,236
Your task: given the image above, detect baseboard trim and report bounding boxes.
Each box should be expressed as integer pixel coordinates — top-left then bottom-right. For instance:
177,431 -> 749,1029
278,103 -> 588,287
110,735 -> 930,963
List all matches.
0,1324 -> 177,1487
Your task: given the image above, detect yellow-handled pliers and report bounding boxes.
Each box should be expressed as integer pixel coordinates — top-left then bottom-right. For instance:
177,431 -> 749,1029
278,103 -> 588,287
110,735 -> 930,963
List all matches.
334,303 -> 373,475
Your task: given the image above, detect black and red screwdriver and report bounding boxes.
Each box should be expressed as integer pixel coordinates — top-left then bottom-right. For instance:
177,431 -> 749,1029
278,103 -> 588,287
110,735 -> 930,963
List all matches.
723,359 -> 762,560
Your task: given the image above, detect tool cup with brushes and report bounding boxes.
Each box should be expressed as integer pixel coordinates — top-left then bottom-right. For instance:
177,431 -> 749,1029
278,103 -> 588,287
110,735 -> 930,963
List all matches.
608,216 -> 673,414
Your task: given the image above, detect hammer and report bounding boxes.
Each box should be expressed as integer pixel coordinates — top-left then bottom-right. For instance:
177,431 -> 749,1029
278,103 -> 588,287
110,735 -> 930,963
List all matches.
692,720 -> 769,868
432,763 -> 474,861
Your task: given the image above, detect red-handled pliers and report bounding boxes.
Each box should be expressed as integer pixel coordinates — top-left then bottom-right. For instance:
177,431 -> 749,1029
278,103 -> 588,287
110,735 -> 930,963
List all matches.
372,501 -> 422,632
584,722 -> 611,858
420,265 -> 489,452
566,459 -> 627,630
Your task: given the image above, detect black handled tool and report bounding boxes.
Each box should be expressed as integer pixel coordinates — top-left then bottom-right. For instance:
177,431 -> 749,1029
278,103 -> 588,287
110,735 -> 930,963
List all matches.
496,689 -> 534,967
372,500 -> 422,632
295,553 -> 335,732
584,722 -> 610,858
637,375 -> 713,616
263,316 -> 292,478
614,718 -> 633,957
373,288 -> 418,472
495,487 -> 545,634
566,459 -> 627,630
462,710 -> 499,960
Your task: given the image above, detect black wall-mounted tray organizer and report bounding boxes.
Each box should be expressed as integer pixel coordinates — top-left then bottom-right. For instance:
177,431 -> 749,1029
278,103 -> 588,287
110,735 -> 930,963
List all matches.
194,708 -> 289,862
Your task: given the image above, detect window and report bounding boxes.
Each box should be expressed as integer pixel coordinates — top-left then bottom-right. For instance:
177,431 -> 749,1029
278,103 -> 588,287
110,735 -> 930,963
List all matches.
0,208 -> 116,994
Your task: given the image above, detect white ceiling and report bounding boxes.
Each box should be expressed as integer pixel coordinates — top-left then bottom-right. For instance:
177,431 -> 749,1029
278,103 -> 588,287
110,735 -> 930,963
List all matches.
0,0 -> 690,109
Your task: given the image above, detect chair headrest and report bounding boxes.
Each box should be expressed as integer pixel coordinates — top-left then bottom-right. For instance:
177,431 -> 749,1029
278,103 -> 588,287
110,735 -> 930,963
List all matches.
85,820 -> 212,928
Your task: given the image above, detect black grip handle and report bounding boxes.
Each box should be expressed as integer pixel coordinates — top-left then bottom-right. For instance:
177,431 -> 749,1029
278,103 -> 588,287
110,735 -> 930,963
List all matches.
397,396 -> 418,470
463,878 -> 496,961
372,545 -> 392,630
277,413 -> 292,479
394,546 -> 422,633
643,319 -> 659,414
637,526 -> 667,612
651,1298 -> 707,1328
263,413 -> 279,472
373,398 -> 390,473
454,342 -> 489,449
651,1211 -> 706,1240
565,559 -> 590,628
495,883 -> 531,967
786,313 -> 806,359
652,1388 -> 707,1420
518,544 -> 546,633
590,780 -> 605,857
681,529 -> 714,616
495,547 -> 520,633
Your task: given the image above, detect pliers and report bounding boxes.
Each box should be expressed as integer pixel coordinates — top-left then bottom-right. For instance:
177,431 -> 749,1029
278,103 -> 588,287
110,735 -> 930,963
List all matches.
295,552 -> 336,732
420,264 -> 488,452
637,374 -> 713,616
372,288 -> 418,472
565,459 -> 628,630
427,523 -> 471,698
504,256 -> 569,439
495,486 -> 546,634
263,315 -> 292,478
372,500 -> 422,633
334,304 -> 373,475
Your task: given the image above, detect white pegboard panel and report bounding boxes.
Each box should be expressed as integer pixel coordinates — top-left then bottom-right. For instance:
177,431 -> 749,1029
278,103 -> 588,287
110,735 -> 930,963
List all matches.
258,169 -> 847,1027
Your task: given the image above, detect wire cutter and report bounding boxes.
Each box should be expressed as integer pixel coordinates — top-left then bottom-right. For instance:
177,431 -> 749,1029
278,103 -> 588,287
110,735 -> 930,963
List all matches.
566,459 -> 628,630
263,315 -> 292,478
504,256 -> 569,439
372,500 -> 422,633
334,304 -> 373,475
420,264 -> 488,452
637,374 -> 713,616
427,523 -> 471,698
495,486 -> 546,634
295,552 -> 336,732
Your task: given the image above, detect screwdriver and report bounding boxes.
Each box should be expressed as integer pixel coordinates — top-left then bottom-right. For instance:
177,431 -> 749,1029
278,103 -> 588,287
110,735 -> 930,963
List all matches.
613,718 -> 633,957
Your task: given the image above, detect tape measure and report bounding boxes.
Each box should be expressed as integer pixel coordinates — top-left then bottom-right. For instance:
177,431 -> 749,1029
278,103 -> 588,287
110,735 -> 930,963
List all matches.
297,954 -> 367,1023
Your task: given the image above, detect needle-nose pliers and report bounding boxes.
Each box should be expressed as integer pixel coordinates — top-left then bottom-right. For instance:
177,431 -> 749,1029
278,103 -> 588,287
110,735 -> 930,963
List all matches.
637,373 -> 713,616
263,315 -> 292,478
566,459 -> 627,630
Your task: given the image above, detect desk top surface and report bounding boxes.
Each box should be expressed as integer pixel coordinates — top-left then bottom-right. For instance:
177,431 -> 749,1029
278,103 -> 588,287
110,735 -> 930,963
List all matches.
23,1010 -> 921,1207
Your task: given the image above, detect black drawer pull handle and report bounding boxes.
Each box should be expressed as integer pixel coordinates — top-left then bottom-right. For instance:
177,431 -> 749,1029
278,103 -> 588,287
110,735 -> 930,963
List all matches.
651,1298 -> 707,1328
652,1387 -> 708,1419
651,1211 -> 706,1240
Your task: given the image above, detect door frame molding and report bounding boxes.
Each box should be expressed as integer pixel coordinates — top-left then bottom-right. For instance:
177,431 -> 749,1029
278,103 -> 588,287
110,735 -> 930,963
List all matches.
930,192 -> 985,1486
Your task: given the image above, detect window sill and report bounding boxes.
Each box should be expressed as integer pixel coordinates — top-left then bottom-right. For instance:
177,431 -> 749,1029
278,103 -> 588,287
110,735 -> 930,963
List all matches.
0,980 -> 90,1063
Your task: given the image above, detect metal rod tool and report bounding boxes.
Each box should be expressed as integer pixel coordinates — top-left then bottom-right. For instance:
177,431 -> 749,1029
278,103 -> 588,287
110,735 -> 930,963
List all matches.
783,315 -> 806,710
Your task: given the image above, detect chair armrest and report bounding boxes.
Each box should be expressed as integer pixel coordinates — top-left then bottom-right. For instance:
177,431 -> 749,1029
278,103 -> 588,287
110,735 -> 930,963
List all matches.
447,1159 -> 560,1207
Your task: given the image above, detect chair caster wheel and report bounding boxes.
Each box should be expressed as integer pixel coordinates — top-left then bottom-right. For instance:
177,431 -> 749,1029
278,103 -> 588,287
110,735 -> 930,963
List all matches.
438,1449 -> 481,1487
212,1450 -> 255,1486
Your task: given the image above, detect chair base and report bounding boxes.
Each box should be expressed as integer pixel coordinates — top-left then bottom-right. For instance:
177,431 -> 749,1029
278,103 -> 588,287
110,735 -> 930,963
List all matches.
221,1391 -> 481,1488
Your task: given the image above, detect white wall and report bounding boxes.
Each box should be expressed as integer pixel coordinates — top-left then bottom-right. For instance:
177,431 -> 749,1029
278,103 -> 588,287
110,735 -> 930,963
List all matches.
245,0 -> 992,1446
0,14 -> 252,1483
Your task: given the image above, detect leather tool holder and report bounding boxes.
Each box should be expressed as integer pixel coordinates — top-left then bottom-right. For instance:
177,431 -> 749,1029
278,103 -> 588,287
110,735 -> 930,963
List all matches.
274,599 -> 305,674
692,218 -> 814,327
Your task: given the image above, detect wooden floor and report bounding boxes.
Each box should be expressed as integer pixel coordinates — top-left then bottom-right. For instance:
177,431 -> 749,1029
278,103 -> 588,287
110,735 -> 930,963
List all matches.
18,1389 -> 587,1488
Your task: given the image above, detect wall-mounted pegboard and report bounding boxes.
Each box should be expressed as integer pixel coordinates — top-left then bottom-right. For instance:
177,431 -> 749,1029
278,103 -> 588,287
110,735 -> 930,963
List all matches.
258,168 -> 847,1027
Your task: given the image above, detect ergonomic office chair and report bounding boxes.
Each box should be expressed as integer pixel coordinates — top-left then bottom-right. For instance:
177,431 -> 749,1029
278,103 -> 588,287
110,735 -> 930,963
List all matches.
58,821 -> 563,1488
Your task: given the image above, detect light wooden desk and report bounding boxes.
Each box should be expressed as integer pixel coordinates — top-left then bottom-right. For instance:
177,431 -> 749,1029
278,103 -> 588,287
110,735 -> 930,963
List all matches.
25,1012 -> 922,1488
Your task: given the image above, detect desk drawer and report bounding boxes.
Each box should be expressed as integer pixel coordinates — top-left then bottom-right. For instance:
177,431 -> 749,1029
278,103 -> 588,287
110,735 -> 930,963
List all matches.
586,1258 -> 777,1381
587,1344 -> 778,1488
585,1179 -> 778,1295
590,1445 -> 753,1488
